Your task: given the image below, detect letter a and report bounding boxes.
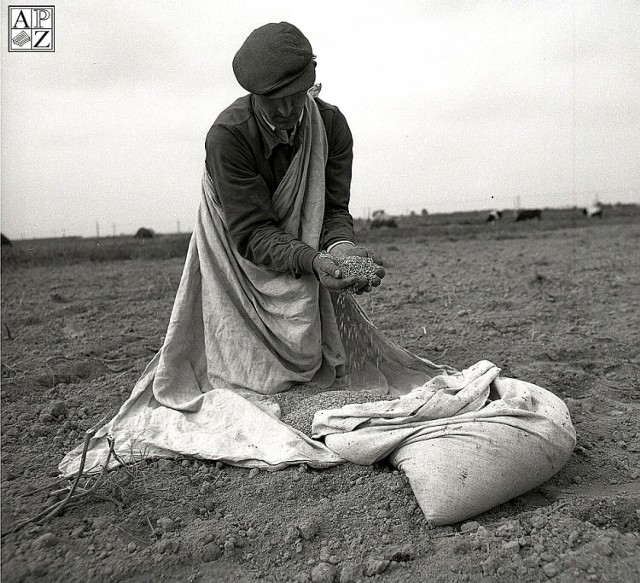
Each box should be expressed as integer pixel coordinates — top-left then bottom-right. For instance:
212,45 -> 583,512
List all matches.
13,10 -> 30,29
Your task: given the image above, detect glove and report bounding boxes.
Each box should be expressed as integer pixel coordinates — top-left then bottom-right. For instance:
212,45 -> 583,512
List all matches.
312,253 -> 368,292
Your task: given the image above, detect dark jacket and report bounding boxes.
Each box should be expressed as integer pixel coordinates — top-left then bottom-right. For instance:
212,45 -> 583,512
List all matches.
205,95 -> 354,276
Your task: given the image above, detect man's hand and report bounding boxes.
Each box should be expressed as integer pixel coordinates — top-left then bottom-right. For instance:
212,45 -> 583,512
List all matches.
312,253 -> 368,292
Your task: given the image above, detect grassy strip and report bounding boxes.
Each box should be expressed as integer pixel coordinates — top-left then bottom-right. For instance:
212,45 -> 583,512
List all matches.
1,234 -> 191,270
2,204 -> 636,269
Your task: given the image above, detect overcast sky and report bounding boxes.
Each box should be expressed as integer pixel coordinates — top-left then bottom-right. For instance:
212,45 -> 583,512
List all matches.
1,0 -> 638,239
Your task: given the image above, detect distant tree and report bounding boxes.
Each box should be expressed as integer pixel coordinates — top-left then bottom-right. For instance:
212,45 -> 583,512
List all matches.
135,227 -> 154,239
421,209 -> 428,216
370,211 -> 398,229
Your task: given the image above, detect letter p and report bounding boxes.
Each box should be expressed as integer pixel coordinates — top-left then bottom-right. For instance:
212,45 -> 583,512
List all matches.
34,9 -> 51,27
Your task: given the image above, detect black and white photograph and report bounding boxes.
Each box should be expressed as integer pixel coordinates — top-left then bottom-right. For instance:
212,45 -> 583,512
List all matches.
1,2 -> 639,581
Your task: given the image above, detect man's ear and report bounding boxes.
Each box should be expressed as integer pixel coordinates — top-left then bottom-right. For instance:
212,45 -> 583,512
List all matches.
308,83 -> 322,98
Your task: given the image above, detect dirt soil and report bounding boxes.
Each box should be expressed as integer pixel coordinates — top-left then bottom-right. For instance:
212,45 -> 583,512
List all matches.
2,216 -> 639,582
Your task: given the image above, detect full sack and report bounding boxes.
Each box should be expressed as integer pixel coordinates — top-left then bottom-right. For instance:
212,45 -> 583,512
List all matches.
313,362 -> 576,525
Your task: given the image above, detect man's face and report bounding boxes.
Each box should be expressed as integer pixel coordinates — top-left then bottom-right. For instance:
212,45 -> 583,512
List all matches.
253,90 -> 307,131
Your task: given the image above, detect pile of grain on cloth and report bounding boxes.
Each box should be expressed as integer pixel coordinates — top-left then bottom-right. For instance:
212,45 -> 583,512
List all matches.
59,92 -> 575,525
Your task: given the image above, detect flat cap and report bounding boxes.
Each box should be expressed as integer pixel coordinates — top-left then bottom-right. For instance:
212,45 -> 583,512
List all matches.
232,22 -> 316,98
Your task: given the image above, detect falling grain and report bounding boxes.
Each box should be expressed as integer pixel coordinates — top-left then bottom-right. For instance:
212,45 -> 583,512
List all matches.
333,293 -> 380,373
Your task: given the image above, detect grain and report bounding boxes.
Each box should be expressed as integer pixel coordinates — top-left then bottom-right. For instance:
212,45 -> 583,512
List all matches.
333,293 -> 380,373
334,256 -> 379,294
277,386 -> 396,436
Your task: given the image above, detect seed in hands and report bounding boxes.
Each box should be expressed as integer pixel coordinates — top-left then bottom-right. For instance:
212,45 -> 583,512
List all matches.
334,256 -> 379,293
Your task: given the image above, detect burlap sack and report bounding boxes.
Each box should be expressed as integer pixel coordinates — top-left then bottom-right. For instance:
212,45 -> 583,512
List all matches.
388,377 -> 575,525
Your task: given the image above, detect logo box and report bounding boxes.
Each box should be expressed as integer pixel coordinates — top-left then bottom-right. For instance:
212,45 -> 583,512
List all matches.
8,6 -> 55,52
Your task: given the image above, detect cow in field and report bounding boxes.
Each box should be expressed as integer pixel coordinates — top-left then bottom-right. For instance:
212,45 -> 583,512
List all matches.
370,210 -> 398,229
486,210 -> 503,223
135,227 -> 154,239
515,209 -> 542,221
1,233 -> 12,246
583,204 -> 603,218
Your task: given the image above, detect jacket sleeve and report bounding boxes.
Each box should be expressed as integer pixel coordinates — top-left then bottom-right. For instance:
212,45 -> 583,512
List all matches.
205,124 -> 318,276
320,105 -> 355,250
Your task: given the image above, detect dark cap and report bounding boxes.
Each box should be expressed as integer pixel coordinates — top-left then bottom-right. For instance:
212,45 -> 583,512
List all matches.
232,22 -> 316,98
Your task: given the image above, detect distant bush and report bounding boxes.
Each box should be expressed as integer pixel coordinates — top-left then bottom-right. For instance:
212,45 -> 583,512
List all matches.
1,234 -> 192,270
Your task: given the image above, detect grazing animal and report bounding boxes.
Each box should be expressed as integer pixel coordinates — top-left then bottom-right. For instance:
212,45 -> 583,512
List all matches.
370,210 -> 398,229
486,210 -> 503,223
134,227 -> 154,239
583,204 -> 603,218
515,209 -> 542,222
1,233 -> 12,246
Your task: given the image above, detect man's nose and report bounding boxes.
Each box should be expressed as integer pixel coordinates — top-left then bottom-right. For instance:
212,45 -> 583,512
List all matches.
276,98 -> 294,117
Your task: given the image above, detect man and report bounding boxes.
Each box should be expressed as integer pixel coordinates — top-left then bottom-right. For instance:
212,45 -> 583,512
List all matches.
205,21 -> 385,294
130,20 -> 390,398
